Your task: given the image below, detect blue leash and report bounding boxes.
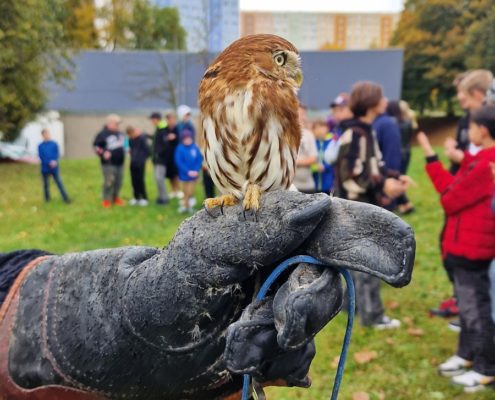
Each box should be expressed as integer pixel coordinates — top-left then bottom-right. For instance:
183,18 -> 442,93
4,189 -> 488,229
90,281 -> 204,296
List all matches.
241,255 -> 356,400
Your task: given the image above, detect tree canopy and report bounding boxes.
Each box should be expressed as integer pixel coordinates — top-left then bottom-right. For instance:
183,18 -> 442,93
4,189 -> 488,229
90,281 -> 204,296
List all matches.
391,0 -> 495,113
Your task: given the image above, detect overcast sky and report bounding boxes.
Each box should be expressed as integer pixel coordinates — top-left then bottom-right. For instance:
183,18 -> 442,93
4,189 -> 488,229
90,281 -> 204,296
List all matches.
239,0 -> 404,13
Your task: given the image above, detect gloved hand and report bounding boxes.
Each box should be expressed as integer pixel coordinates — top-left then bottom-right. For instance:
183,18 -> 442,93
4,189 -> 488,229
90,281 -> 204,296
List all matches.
0,191 -> 414,400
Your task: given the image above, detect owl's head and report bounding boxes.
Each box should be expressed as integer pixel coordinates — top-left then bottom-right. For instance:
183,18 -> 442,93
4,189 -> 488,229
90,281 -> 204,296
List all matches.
206,34 -> 303,89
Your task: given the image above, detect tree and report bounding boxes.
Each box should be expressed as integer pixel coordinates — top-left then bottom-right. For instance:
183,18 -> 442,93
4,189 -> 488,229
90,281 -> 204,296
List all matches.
0,0 -> 73,141
464,2 -> 495,72
128,2 -> 186,50
97,0 -> 133,50
62,0 -> 99,49
391,0 -> 465,114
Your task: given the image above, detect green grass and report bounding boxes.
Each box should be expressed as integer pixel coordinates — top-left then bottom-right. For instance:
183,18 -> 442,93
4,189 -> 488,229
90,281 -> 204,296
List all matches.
1,150 -> 493,399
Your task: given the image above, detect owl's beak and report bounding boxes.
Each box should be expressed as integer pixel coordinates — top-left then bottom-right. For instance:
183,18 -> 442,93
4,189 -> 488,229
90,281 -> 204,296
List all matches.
295,71 -> 303,87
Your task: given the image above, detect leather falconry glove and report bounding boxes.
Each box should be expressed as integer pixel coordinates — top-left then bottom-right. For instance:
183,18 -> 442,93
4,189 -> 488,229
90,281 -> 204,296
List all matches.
0,191 -> 415,400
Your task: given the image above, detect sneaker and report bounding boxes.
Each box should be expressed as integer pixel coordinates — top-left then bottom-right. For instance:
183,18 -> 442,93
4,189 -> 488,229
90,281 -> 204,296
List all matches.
156,198 -> 169,205
138,199 -> 149,207
448,319 -> 461,333
113,198 -> 125,206
176,191 -> 184,199
102,200 -> 111,208
430,297 -> 459,318
187,206 -> 195,213
189,197 -> 197,207
129,198 -> 138,206
438,355 -> 473,377
178,206 -> 187,214
452,370 -> 495,393
373,315 -> 401,330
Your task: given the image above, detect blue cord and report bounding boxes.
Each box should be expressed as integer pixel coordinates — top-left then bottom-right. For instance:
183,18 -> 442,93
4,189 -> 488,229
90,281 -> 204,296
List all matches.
241,255 -> 356,400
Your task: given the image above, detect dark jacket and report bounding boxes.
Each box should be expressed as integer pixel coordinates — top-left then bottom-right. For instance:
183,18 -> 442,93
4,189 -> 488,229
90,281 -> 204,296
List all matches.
335,119 -> 398,205
38,140 -> 60,174
129,134 -> 150,167
93,127 -> 125,166
313,133 -> 334,193
373,113 -> 402,173
426,146 -> 495,261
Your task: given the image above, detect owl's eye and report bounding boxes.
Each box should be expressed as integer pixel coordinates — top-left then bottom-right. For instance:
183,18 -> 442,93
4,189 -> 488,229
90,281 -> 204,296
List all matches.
274,53 -> 287,66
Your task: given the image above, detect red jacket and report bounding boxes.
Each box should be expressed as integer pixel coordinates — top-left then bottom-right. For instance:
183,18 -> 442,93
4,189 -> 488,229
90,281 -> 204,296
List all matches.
426,146 -> 495,261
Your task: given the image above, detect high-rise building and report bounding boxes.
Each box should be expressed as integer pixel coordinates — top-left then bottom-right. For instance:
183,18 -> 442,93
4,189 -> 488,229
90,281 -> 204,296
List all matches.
151,0 -> 240,52
240,11 -> 400,50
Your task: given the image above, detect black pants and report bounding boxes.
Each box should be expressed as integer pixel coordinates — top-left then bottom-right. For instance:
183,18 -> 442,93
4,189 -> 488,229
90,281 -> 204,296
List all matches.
203,170 -> 216,199
42,170 -> 69,202
130,163 -> 147,200
446,255 -> 495,376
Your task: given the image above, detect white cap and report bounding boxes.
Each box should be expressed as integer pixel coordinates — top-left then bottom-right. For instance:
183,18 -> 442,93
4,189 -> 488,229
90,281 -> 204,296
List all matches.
177,105 -> 192,120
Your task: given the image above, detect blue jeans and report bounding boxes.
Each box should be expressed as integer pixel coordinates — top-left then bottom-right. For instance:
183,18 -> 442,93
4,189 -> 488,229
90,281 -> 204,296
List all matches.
42,170 -> 69,202
490,259 -> 495,323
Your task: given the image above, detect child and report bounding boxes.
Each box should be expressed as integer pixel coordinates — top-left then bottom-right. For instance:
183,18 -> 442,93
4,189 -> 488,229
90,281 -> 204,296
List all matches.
417,105 -> 495,392
126,126 -> 150,206
38,129 -> 70,204
311,120 -> 334,193
335,81 -> 411,329
174,130 -> 203,213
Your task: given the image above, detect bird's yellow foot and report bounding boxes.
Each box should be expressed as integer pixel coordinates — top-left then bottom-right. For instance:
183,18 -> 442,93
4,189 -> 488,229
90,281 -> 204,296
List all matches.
204,194 -> 238,216
243,184 -> 261,221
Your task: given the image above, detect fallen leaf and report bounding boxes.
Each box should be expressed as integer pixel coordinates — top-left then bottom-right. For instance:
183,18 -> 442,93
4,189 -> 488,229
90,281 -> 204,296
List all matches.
408,327 -> 424,337
331,356 -> 340,369
354,349 -> 378,364
386,337 -> 395,346
403,316 -> 414,327
385,300 -> 400,310
378,390 -> 386,400
353,392 -> 370,400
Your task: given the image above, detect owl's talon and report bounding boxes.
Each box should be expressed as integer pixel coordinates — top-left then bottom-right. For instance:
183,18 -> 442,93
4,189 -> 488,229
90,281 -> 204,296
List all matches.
203,195 -> 238,218
242,208 -> 258,222
204,206 -> 217,218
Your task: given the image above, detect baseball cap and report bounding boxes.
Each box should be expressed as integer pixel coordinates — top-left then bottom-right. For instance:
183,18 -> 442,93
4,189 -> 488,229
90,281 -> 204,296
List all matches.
330,93 -> 350,108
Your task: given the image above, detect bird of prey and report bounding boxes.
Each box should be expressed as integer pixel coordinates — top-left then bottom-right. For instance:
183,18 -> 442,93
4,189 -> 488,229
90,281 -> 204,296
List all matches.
198,34 -> 303,214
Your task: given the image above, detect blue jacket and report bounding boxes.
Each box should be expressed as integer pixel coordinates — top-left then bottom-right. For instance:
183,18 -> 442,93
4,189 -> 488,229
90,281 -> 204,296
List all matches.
313,133 -> 335,193
174,143 -> 203,181
373,114 -> 402,172
38,140 -> 60,174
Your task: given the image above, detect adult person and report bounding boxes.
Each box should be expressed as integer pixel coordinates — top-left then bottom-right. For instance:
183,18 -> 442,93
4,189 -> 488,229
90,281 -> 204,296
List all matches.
293,104 -> 317,193
93,114 -> 125,208
335,81 -> 412,329
38,129 -> 70,204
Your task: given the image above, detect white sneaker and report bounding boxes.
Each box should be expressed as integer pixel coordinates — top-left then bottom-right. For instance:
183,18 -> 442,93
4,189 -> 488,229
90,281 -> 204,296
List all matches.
452,370 -> 494,392
129,198 -> 138,206
438,355 -> 473,377
138,199 -> 148,207
189,197 -> 197,207
176,191 -> 184,199
373,315 -> 401,330
178,206 -> 187,214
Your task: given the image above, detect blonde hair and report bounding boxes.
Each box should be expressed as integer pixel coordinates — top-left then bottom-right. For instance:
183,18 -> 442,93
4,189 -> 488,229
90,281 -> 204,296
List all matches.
399,100 -> 418,130
458,69 -> 494,95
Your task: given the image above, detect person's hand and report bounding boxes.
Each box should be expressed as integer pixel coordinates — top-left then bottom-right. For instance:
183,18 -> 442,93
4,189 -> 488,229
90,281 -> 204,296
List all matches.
167,133 -> 176,141
399,175 -> 416,190
416,131 -> 435,157
103,151 -> 111,160
383,178 -> 407,199
188,170 -> 199,178
49,160 -> 57,169
317,163 -> 325,172
444,137 -> 464,163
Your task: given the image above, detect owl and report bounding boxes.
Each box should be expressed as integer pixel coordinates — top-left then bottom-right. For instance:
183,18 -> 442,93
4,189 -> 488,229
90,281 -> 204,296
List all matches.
198,34 -> 303,214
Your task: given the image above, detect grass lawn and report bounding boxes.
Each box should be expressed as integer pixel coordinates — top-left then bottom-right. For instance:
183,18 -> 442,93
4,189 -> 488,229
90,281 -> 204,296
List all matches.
0,148 -> 493,400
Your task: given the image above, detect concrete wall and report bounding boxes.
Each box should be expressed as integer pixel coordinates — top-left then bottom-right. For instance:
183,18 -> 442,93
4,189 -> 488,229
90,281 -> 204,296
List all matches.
62,114 -> 157,159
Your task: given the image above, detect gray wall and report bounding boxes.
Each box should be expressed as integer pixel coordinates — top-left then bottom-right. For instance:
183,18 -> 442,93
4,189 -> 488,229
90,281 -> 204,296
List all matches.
48,49 -> 403,112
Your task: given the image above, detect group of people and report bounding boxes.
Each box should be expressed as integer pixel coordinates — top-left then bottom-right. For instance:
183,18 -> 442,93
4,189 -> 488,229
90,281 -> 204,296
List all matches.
92,105 -> 204,213
307,72 -> 494,393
